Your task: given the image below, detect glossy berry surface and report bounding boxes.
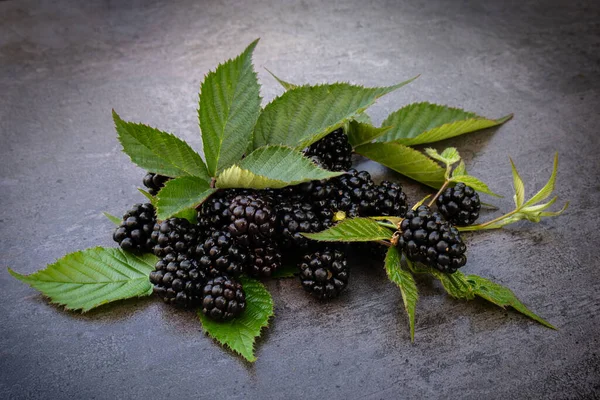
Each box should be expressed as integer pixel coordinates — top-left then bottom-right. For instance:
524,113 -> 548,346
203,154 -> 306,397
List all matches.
247,239 -> 282,278
150,253 -> 207,308
113,203 -> 156,252
150,218 -> 201,258
303,128 -> 352,171
142,172 -> 171,196
436,183 -> 481,226
228,194 -> 277,247
201,276 -> 246,321
299,247 -> 349,300
194,230 -> 249,277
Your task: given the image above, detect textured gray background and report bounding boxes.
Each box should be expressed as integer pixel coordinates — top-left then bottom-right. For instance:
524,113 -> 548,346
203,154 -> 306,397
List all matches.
1,0 -> 599,399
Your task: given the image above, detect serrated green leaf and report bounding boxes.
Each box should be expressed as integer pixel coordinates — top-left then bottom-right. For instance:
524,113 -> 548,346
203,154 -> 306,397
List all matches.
450,174 -> 501,197
355,142 -> 446,188
510,158 -> 526,208
353,112 -> 373,125
9,247 -> 157,312
452,160 -> 467,177
347,120 -> 392,148
302,218 -> 394,242
521,196 -> 558,213
466,275 -> 555,329
265,68 -> 298,90
538,201 -> 568,217
198,277 -> 273,362
252,77 -> 418,150
138,188 -> 157,206
113,111 -> 209,180
155,176 -> 214,220
199,40 -> 262,176
104,212 -> 121,226
216,145 -> 342,189
385,247 -> 418,341
524,153 -> 559,207
424,147 -> 460,166
378,102 -> 512,145
409,262 -> 474,299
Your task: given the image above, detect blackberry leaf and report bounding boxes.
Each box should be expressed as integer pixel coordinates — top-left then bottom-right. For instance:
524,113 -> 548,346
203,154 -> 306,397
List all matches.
355,142 -> 446,188
103,212 -> 121,226
450,174 -> 501,197
155,176 -> 215,220
524,153 -> 558,207
265,68 -> 297,90
347,120 -> 392,148
303,217 -> 394,242
252,78 -> 418,150
198,277 -> 274,362
199,39 -> 261,176
385,247 -> 418,341
113,111 -> 209,180
9,247 -> 157,312
510,158 -> 526,207
378,102 -> 512,146
216,145 -> 342,189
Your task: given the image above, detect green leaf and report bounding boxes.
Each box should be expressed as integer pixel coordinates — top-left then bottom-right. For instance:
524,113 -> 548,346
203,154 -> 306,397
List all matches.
378,102 -> 512,145
104,212 -> 121,226
355,142 -> 446,188
346,120 -> 392,148
271,264 -> 297,279
450,175 -> 501,197
199,40 -> 262,176
466,275 -> 555,329
302,218 -> 394,242
138,188 -> 157,206
265,68 -> 298,90
113,111 -> 209,180
385,247 -> 418,341
424,147 -> 461,166
408,261 -> 474,299
216,145 -> 342,189
9,247 -> 157,312
510,158 -> 526,208
252,77 -> 418,149
155,176 -> 215,220
452,160 -> 467,177
198,277 -> 274,362
524,153 -> 559,207
353,112 -> 373,125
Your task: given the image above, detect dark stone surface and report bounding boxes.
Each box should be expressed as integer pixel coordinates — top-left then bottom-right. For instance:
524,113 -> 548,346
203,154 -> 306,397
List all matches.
1,0 -> 599,398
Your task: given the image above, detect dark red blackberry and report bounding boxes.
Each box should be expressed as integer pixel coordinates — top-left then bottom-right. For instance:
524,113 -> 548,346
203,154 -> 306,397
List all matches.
150,253 -> 207,307
276,201 -> 324,249
201,276 -> 246,321
150,218 -> 201,258
228,194 -> 277,247
436,183 -> 481,226
397,205 -> 467,273
113,203 -> 156,252
303,128 -> 352,171
247,239 -> 282,278
194,230 -> 249,277
143,173 -> 171,196
299,247 -> 349,300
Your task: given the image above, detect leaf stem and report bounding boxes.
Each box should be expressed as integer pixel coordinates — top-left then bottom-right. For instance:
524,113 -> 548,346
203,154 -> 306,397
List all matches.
427,180 -> 450,207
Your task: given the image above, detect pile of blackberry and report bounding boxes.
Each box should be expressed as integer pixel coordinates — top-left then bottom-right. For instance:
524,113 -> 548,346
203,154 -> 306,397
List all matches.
303,128 -> 353,171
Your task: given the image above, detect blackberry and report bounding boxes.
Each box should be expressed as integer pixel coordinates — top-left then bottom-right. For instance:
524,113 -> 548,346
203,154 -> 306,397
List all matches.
304,128 -> 352,171
113,203 -> 156,252
228,194 -> 277,247
247,239 -> 282,278
201,276 -> 246,321
397,205 -> 467,273
151,218 -> 200,258
194,230 -> 249,277
197,189 -> 251,231
371,181 -> 408,217
436,183 -> 481,226
277,201 -> 324,249
143,172 -> 170,196
299,247 -> 349,300
150,253 -> 207,307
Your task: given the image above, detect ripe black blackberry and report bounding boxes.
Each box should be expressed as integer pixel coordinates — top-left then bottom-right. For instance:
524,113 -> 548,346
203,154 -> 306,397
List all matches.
276,201 -> 324,249
201,276 -> 246,321
303,128 -> 352,171
197,189 -> 252,231
228,194 -> 277,247
397,205 -> 467,273
299,247 -> 349,300
436,183 -> 481,226
150,253 -> 207,307
113,203 -> 156,252
247,239 -> 282,278
194,230 -> 249,277
371,181 -> 408,217
143,172 -> 171,196
151,217 -> 201,258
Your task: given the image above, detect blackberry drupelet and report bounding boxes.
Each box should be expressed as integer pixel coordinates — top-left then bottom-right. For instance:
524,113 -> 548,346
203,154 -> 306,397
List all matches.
150,253 -> 207,307
276,201 -> 324,249
371,181 -> 408,217
197,190 -> 235,231
298,247 -> 349,300
151,217 -> 201,258
143,172 -> 171,196
201,276 -> 246,321
397,205 -> 467,273
303,128 -> 352,171
228,194 -> 277,247
113,203 -> 156,252
436,183 -> 481,226
247,239 -> 282,278
195,230 -> 249,277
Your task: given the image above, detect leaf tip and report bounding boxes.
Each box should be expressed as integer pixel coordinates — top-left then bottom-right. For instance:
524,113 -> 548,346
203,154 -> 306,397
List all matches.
496,113 -> 514,124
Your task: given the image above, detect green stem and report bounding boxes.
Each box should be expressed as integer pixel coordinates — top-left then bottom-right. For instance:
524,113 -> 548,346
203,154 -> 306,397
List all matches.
457,209 -> 519,232
428,180 -> 450,207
